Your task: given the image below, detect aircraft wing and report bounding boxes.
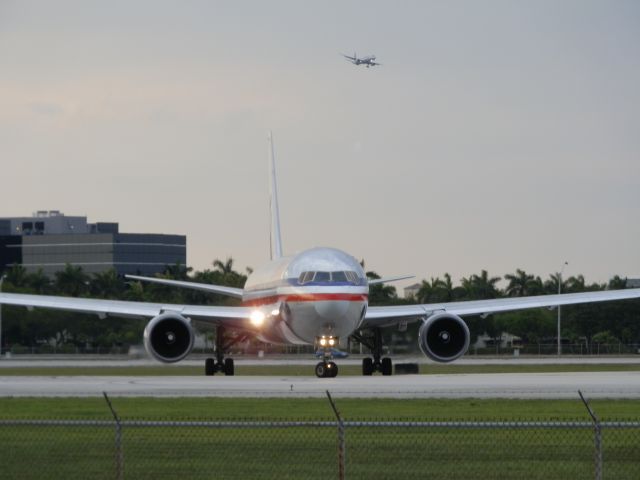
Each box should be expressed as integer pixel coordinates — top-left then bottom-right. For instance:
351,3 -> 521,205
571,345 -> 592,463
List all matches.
368,275 -> 414,285
362,288 -> 640,328
125,275 -> 244,298
0,292 -> 253,326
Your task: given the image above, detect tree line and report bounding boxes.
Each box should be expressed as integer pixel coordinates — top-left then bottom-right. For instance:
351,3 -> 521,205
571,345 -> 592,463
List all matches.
1,261 -> 639,352
385,269 -> 640,348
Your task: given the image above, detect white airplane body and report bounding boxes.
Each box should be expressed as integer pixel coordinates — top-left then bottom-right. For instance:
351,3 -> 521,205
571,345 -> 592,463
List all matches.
2,134 -> 640,378
343,52 -> 380,68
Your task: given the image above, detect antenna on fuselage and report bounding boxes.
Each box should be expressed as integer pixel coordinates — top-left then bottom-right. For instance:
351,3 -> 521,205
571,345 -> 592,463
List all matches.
268,131 -> 283,260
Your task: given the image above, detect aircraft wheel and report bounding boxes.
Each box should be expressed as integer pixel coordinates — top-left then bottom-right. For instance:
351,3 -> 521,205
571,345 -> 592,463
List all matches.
205,358 -> 215,376
381,357 -> 393,376
328,362 -> 338,378
224,358 -> 235,376
315,362 -> 328,378
362,358 -> 373,376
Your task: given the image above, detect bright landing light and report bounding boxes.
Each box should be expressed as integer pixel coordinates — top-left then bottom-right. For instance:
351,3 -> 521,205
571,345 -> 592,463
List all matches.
318,336 -> 337,347
250,310 -> 265,327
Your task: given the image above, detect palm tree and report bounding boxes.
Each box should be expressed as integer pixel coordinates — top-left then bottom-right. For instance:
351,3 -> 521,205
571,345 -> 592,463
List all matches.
162,262 -> 192,280
26,268 -> 50,294
91,269 -> 124,299
463,270 -> 501,299
55,264 -> 89,297
440,273 -> 454,297
211,257 -> 247,289
504,269 -> 535,297
366,270 -> 397,305
124,281 -> 145,301
544,272 -> 567,295
566,274 -> 586,293
441,273 -> 469,301
418,275 -> 458,303
213,257 -> 235,275
5,264 -> 28,288
608,275 -> 627,290
529,276 -> 544,295
417,278 -> 438,303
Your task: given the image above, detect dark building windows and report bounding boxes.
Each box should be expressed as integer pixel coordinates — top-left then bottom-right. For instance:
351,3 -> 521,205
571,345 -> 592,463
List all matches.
0,213 -> 186,276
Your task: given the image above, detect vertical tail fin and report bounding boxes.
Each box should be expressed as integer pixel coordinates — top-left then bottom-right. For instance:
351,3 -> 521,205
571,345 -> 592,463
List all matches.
268,131 -> 283,260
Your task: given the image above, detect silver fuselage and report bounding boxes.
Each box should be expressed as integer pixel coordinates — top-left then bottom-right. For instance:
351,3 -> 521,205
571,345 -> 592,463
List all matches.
242,247 -> 368,345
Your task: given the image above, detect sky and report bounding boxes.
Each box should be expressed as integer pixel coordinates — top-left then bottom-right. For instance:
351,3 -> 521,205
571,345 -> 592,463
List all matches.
1,0 -> 639,292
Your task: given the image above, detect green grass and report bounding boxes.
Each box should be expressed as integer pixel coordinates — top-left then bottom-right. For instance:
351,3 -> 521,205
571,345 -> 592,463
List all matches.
1,397 -> 639,421
1,398 -> 639,479
1,362 -> 639,376
2,364 -> 639,479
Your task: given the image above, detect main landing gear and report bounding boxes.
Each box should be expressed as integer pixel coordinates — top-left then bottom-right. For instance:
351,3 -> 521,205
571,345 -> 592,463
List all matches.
204,326 -> 247,376
352,328 -> 393,376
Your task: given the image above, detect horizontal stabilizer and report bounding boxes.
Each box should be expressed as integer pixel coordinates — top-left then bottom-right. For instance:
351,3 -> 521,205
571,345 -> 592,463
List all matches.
125,275 -> 244,299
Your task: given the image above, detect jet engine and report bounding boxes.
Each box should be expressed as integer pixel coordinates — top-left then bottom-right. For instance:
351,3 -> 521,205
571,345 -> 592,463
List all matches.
418,312 -> 470,363
143,312 -> 195,363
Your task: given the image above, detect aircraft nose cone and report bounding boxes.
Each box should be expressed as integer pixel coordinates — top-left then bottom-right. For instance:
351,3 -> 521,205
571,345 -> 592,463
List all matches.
315,300 -> 350,319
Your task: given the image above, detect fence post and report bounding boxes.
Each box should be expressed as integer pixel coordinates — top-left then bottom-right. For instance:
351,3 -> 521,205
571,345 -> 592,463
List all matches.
326,390 -> 345,480
579,390 -> 602,480
103,392 -> 124,480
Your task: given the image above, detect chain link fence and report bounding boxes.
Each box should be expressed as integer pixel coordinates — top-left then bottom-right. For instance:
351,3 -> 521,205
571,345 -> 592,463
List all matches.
471,343 -> 640,356
1,399 -> 639,479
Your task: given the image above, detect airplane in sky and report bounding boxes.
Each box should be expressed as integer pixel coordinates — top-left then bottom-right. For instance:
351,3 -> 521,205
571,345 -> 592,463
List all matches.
1,134 -> 640,378
342,52 -> 381,68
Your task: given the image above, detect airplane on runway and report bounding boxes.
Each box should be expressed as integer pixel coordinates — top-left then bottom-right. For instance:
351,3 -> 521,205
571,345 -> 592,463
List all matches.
342,52 -> 381,68
2,134 -> 640,378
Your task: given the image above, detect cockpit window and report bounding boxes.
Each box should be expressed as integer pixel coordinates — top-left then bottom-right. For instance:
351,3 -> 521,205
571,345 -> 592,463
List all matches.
331,271 -> 347,282
297,270 -> 361,285
298,271 -> 315,284
345,271 -> 359,284
314,271 -> 331,282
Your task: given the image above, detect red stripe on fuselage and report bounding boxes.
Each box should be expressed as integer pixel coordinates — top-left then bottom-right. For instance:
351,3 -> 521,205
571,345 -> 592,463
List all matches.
243,293 -> 368,307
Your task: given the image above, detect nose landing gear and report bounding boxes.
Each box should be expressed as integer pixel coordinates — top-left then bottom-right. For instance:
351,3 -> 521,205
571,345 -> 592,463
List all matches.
315,361 -> 338,378
315,335 -> 339,378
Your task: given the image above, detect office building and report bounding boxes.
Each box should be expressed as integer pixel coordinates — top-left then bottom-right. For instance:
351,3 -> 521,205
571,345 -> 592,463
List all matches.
0,211 -> 186,276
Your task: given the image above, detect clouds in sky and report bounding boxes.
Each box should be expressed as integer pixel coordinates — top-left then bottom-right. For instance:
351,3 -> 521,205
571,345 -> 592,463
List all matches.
1,0 -> 639,287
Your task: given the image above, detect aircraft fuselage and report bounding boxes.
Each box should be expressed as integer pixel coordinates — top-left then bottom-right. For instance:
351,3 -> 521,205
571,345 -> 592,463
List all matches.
242,247 -> 368,346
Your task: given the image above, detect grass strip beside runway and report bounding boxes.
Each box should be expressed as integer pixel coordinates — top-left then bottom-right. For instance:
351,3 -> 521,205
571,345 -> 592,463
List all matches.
1,397 -> 639,420
1,362 -> 640,376
2,398 -> 639,479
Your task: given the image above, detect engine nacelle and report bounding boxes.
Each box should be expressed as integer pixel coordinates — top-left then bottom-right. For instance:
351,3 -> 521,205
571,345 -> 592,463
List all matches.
143,312 -> 195,363
418,312 -> 470,363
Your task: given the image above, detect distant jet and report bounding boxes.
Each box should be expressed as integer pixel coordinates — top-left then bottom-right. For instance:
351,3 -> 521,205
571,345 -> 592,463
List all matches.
342,52 -> 380,68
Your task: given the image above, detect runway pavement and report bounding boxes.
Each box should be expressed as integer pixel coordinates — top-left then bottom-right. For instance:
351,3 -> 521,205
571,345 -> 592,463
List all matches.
2,355 -> 640,368
1,371 -> 639,399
